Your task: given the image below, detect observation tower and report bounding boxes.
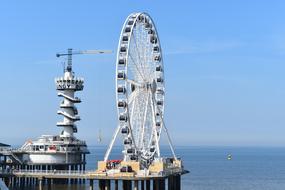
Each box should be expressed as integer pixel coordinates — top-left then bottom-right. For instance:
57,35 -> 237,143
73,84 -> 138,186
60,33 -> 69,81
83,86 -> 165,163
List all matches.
0,49 -> 94,175
55,48 -> 84,137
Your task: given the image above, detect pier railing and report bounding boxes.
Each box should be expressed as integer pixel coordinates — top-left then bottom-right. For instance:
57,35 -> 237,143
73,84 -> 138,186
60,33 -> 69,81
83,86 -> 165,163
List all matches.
13,169 -> 91,175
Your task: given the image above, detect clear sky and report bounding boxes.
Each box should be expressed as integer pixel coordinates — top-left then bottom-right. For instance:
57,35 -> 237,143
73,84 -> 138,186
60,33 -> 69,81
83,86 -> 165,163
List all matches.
0,0 -> 285,147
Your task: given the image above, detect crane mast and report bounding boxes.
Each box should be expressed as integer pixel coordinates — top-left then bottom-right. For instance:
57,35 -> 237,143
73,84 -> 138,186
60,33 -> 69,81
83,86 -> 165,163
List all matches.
56,48 -> 112,72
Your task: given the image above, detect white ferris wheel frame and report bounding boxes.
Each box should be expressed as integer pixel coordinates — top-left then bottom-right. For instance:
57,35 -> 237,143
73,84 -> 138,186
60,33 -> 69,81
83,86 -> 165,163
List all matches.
104,12 -> 176,164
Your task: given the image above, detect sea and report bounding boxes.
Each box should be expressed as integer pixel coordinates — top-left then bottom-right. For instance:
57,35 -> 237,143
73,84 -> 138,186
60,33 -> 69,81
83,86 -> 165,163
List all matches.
9,146 -> 285,190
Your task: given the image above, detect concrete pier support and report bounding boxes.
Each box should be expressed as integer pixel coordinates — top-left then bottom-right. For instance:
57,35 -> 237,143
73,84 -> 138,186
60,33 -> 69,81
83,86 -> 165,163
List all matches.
11,177 -> 14,187
89,179 -> 94,190
115,180 -> 119,190
122,180 -> 126,190
134,180 -> 139,190
175,175 -> 181,190
74,165 -> 78,184
47,178 -> 52,190
122,180 -> 132,190
167,175 -> 181,190
129,180 -> 132,190
105,179 -> 111,190
31,165 -> 35,184
159,179 -> 165,190
146,180 -> 150,190
99,179 -> 106,190
141,180 -> 145,190
70,165 -> 74,184
153,179 -> 157,190
79,164 -> 82,184
168,176 -> 173,190
82,154 -> 86,183
153,179 -> 164,190
38,178 -> 43,190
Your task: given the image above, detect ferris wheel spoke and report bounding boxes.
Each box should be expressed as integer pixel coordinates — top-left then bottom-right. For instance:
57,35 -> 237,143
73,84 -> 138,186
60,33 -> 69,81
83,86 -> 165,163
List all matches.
148,42 -> 155,79
129,102 -> 139,149
127,89 -> 138,105
128,53 -> 146,81
131,94 -> 144,149
142,32 -> 148,78
126,79 -> 143,88
129,91 -> 138,128
133,29 -> 142,62
135,91 -> 151,150
138,90 -> 150,149
133,28 -> 147,77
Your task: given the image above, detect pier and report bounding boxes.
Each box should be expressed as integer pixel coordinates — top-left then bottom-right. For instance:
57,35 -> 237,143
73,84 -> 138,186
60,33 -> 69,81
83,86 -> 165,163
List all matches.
0,168 -> 188,190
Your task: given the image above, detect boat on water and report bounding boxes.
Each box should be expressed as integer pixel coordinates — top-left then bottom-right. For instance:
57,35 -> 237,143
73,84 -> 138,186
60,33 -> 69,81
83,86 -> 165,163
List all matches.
227,154 -> 232,160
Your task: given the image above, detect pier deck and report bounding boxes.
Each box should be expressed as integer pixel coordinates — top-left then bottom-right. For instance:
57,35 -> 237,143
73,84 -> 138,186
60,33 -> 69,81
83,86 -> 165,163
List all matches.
1,169 -> 189,190
2,169 -> 188,179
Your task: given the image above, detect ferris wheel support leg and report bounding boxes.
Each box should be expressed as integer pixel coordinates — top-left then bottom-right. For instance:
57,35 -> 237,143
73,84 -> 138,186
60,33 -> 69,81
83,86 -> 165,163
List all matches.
154,124 -> 161,158
104,125 -> 122,162
155,97 -> 177,160
162,123 -> 177,160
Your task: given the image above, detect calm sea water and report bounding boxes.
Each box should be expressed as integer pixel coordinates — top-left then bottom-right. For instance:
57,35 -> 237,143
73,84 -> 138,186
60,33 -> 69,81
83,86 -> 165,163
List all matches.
9,146 -> 285,190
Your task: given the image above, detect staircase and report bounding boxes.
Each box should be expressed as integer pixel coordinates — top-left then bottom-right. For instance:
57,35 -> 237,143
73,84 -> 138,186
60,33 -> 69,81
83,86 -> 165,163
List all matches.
0,149 -> 23,164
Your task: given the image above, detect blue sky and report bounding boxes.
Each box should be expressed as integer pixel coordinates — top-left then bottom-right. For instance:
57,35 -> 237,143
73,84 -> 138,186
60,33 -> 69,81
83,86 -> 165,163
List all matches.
0,0 -> 285,146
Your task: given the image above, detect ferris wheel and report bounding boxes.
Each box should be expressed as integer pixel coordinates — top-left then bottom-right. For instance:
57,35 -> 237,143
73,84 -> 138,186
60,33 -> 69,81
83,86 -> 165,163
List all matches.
104,12 -> 176,166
